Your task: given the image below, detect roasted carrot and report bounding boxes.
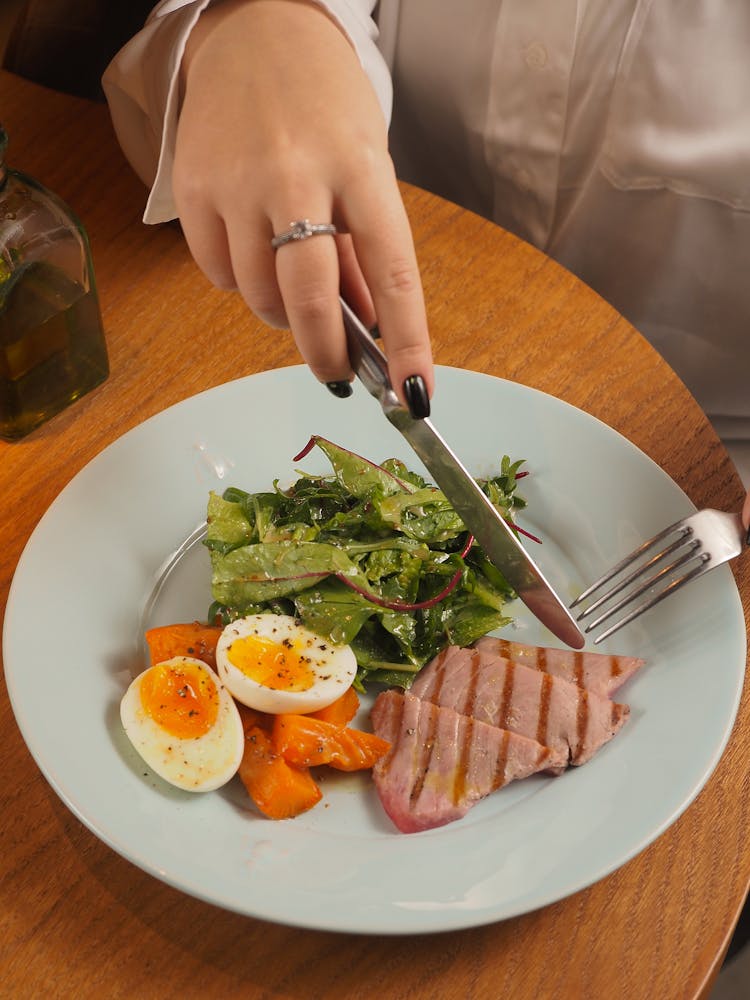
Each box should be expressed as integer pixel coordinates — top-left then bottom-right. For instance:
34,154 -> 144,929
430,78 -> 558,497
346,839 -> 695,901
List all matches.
272,714 -> 391,772
307,686 -> 360,726
144,622 -> 222,670
236,702 -> 272,734
238,715 -> 322,820
145,627 -> 376,817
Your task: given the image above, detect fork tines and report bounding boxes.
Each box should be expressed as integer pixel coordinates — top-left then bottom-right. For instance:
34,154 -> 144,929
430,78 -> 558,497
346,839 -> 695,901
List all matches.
571,509 -> 743,644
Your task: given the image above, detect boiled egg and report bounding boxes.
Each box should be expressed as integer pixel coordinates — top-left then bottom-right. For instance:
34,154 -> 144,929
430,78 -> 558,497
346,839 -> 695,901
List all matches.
120,656 -> 244,792
215,613 -> 357,714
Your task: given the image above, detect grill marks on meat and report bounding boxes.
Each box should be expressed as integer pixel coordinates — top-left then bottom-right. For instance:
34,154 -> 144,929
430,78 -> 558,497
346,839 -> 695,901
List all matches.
410,647 -> 628,770
371,691 -> 555,833
472,636 -> 644,698
371,640 -> 641,833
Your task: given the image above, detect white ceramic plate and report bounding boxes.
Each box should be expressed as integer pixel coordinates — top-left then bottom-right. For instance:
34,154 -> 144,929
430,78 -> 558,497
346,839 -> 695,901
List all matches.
4,366 -> 745,934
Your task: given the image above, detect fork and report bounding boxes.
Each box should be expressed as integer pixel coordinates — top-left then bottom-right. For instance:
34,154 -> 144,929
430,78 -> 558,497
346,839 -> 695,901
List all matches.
570,509 -> 745,644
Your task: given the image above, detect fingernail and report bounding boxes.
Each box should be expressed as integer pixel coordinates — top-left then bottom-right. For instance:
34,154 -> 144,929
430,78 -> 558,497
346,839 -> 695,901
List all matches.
326,380 -> 353,399
403,374 -> 430,419
746,526 -> 750,546
370,324 -> 381,340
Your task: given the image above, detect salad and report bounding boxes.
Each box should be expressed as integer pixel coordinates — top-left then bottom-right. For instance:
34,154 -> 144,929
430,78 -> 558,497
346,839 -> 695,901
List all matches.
204,435 -> 532,691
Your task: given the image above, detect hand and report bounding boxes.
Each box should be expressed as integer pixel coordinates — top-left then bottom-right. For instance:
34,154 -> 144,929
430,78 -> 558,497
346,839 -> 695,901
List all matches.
174,0 -> 433,414
743,491 -> 750,535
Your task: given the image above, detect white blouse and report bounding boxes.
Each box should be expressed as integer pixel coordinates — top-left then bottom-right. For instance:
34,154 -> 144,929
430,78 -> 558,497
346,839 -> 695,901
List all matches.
103,0 -> 750,481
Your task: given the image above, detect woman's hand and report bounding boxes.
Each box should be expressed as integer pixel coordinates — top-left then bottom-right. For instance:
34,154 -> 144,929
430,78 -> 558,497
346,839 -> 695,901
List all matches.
174,0 -> 433,414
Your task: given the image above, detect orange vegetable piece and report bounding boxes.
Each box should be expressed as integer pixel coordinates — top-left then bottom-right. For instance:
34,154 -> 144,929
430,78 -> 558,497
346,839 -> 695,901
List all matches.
144,622 -> 222,671
273,714 -> 391,772
238,716 -> 322,820
236,702 -> 272,735
307,686 -> 360,726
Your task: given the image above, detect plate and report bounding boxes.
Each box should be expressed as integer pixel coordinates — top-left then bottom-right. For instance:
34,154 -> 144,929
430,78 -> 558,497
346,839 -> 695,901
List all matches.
3,366 -> 745,934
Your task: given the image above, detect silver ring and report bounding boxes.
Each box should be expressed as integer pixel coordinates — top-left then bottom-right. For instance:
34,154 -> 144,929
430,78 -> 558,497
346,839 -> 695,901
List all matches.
271,219 -> 338,249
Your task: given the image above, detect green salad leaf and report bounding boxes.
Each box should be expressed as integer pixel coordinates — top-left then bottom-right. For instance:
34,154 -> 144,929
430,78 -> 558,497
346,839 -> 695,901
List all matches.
205,435 -> 531,691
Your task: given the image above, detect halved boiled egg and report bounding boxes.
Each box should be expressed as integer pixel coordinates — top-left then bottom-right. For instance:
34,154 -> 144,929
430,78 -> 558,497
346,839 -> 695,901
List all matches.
215,613 -> 357,714
120,655 -> 245,792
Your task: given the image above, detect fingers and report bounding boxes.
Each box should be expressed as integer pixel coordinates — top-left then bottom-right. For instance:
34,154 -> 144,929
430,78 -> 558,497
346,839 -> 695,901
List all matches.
223,211 -> 288,329
173,191 -> 237,292
341,167 -> 433,411
176,190 -> 284,331
272,204 -> 432,415
742,491 -> 750,533
272,219 -> 351,385
261,163 -> 432,412
172,0 -> 433,414
176,174 -> 432,413
178,175 -> 355,384
187,196 -> 432,413
337,235 -> 376,330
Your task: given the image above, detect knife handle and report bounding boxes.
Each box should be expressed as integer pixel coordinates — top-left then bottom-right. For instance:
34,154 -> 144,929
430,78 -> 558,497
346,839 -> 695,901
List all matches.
340,297 -> 401,413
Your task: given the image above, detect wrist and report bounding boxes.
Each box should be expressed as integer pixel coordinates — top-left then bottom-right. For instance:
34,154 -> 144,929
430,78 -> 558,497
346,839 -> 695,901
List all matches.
181,0 -> 348,82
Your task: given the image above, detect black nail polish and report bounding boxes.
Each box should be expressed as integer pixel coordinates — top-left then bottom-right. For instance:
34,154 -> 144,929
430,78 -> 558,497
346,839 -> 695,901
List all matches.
370,324 -> 381,340
326,380 -> 353,399
746,526 -> 750,546
403,374 -> 430,419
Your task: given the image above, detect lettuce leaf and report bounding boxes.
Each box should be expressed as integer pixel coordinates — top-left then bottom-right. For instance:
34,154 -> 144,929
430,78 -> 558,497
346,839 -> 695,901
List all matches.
205,435 -> 529,690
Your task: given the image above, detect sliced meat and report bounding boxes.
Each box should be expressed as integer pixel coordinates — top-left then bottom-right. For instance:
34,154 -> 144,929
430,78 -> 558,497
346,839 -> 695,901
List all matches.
472,636 -> 643,698
371,690 -> 558,833
411,646 -> 629,769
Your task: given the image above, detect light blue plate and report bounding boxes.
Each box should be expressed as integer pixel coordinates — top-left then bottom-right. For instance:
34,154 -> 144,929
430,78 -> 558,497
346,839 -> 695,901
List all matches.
3,366 -> 745,933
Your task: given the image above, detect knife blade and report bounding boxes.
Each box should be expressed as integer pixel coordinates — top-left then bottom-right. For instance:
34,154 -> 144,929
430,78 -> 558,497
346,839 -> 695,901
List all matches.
340,297 -> 585,649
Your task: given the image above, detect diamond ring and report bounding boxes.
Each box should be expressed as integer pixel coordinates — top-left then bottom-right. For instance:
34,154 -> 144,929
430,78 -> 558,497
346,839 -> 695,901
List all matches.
271,220 -> 338,249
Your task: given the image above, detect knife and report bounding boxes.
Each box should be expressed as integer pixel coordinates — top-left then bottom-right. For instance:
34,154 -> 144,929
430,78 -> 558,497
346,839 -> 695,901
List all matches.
339,297 -> 585,649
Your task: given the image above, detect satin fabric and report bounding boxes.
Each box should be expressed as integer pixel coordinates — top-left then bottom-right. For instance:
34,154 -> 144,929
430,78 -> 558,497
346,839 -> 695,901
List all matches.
103,0 -> 750,482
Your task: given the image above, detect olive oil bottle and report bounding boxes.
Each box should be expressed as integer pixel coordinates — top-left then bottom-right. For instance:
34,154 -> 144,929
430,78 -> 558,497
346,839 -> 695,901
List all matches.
0,125 -> 108,441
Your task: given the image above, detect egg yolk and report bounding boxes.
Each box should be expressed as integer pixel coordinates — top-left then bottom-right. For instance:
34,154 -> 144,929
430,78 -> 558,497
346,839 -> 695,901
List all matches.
226,634 -> 315,691
140,661 -> 219,738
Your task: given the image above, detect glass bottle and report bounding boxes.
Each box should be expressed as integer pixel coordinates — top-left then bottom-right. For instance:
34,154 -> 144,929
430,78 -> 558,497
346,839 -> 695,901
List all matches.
0,124 -> 109,441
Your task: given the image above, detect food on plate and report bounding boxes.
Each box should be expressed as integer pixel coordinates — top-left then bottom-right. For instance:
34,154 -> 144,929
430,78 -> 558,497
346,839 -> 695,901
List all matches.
305,684 -> 359,725
410,645 -> 629,770
371,641 -> 642,832
236,706 -> 324,820
128,437 -> 645,830
133,619 -> 388,817
371,690 -> 560,833
272,712 -> 391,770
131,619 -> 642,827
231,691 -> 390,820
145,621 -> 222,671
120,655 -> 245,792
472,636 -> 644,698
215,613 -> 357,714
204,435 -> 531,691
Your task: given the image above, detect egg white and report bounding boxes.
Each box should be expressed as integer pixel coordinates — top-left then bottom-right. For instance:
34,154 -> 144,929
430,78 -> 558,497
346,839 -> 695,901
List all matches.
120,656 -> 245,792
215,613 -> 357,714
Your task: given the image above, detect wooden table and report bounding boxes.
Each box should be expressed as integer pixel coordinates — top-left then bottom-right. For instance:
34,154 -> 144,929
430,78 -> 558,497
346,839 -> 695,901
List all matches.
0,70 -> 747,1000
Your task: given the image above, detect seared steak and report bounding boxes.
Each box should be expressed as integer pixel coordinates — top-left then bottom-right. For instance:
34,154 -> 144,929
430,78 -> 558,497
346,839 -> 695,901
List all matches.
371,690 -> 561,833
411,646 -> 629,769
472,636 -> 643,698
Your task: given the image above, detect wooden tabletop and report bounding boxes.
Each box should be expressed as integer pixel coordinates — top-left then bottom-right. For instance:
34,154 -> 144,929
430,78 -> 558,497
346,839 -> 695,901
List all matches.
0,70 -> 747,1000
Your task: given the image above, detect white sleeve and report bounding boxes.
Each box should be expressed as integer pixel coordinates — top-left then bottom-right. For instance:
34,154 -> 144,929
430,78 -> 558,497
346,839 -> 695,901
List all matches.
102,0 -> 393,224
